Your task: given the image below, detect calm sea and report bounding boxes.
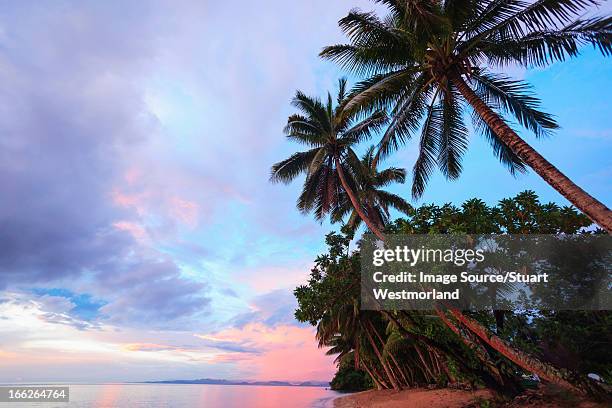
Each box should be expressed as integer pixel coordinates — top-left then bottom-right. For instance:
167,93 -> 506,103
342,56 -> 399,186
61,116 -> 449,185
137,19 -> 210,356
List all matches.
0,384 -> 340,408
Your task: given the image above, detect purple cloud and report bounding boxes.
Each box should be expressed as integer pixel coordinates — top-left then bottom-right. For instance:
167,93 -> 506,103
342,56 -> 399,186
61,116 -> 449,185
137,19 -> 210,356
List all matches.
0,0 -> 211,326
231,289 -> 302,329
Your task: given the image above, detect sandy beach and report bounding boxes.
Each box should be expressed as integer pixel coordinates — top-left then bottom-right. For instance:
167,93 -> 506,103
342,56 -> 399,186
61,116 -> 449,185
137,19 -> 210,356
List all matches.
332,388 -> 494,408
332,385 -> 611,408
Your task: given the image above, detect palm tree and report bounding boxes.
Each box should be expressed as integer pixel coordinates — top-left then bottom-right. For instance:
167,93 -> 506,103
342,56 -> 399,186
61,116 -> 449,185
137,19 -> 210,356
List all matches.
321,0 -> 612,231
270,79 -> 389,239
317,302 -> 401,390
331,146 -> 413,232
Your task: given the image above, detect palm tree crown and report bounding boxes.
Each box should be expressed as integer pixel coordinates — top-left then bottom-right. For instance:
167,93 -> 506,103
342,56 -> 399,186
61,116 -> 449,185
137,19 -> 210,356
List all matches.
270,79 -> 388,225
321,0 -> 612,230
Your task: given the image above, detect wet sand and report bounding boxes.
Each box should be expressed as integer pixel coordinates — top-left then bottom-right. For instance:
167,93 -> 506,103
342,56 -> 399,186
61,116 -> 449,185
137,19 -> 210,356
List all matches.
332,388 -> 493,408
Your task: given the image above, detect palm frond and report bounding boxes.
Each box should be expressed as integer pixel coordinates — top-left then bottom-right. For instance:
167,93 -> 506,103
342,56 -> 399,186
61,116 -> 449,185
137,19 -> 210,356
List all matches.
292,91 -> 332,133
309,147 -> 329,176
331,191 -> 353,224
471,71 -> 558,137
471,109 -> 528,175
341,110 -> 388,146
338,10 -> 399,47
346,68 -> 421,116
412,94 -> 443,199
312,162 -> 341,220
377,0 -> 445,31
469,0 -> 601,42
320,39 -> 415,77
375,167 -> 407,186
343,147 -> 366,185
297,166 -> 323,214
270,148 -> 322,183
375,190 -> 414,215
443,0 -> 485,32
337,77 -> 349,106
373,0 -> 407,19
375,72 -> 432,162
478,16 -> 612,67
284,114 -> 324,146
319,9 -> 414,76
437,88 -> 469,181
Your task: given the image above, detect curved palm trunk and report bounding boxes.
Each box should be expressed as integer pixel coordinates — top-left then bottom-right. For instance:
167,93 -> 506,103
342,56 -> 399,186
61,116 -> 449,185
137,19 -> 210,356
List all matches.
388,310 -> 513,393
404,362 -> 416,385
394,296 -> 584,392
414,344 -> 436,383
448,309 -> 583,394
362,362 -> 384,390
361,320 -> 400,390
371,365 -> 390,389
451,74 -> 612,232
432,347 -> 456,384
389,350 -> 410,386
334,155 -> 386,240
435,308 -> 504,385
368,318 -> 410,386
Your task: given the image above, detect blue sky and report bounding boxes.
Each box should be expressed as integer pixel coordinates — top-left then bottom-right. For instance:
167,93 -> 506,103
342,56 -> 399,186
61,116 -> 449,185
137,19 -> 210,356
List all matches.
0,0 -> 610,383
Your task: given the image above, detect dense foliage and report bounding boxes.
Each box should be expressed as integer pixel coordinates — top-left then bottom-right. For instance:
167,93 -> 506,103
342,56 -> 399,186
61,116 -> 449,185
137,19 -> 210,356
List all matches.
295,192 -> 610,392
330,360 -> 372,392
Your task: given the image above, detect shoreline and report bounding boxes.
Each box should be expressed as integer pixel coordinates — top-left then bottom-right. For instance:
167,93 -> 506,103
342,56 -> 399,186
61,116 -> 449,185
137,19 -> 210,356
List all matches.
331,388 -> 493,408
330,386 -> 612,408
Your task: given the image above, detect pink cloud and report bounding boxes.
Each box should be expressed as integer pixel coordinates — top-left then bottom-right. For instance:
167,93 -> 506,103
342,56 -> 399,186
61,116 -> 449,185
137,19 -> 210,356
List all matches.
122,343 -> 187,352
0,349 -> 17,360
196,323 -> 335,381
123,167 -> 142,185
110,189 -> 150,216
111,182 -> 202,230
169,197 -> 199,228
113,220 -> 149,242
235,263 -> 313,294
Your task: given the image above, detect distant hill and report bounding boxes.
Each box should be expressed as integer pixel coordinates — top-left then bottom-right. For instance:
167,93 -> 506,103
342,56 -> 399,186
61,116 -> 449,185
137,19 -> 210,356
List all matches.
146,378 -> 329,387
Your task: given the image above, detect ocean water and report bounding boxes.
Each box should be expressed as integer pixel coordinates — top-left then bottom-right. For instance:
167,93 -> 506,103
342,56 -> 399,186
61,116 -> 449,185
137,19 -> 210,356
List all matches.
0,384 -> 340,408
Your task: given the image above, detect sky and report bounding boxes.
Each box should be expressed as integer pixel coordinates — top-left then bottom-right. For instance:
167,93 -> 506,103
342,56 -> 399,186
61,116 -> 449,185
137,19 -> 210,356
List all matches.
0,0 -> 610,383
